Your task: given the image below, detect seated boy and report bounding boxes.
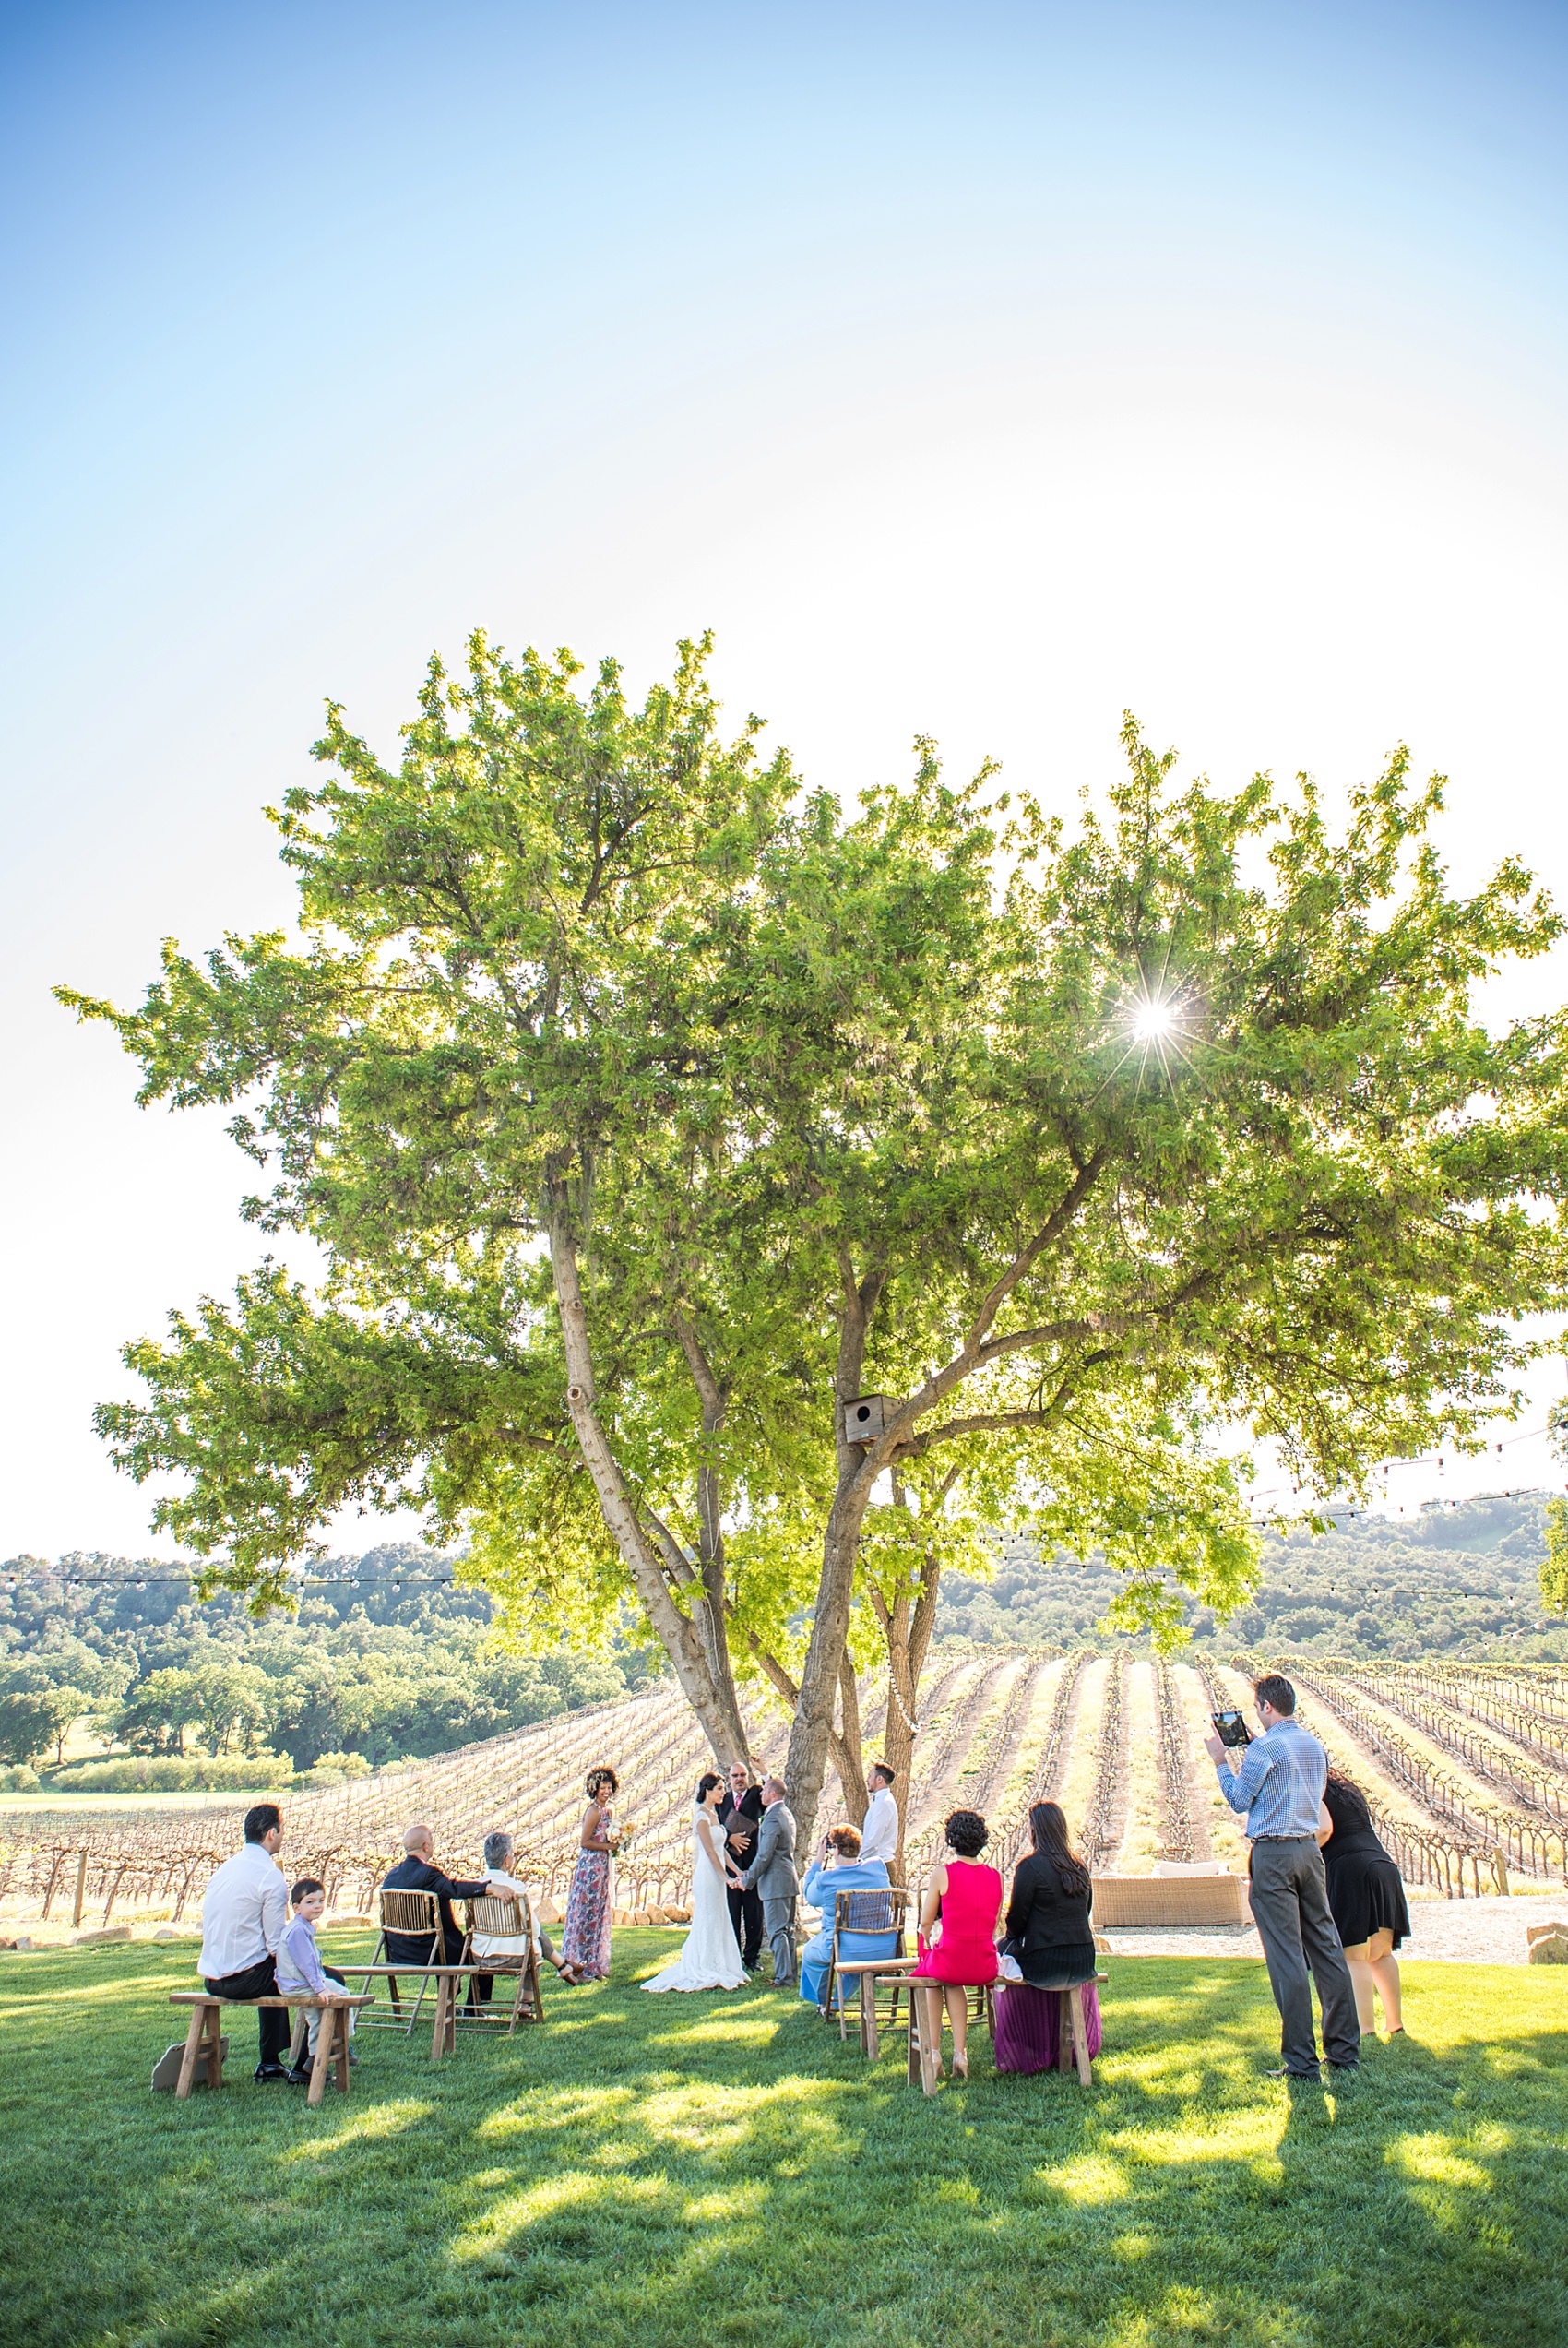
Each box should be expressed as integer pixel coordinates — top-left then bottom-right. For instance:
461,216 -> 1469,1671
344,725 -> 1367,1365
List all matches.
274,1877 -> 357,2082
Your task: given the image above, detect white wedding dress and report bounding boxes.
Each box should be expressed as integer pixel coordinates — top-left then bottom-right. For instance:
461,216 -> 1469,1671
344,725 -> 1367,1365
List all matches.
641,1805 -> 750,1993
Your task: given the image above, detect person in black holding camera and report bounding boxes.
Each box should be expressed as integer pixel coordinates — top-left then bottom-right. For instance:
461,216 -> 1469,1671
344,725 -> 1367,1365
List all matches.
718,1759 -> 765,1972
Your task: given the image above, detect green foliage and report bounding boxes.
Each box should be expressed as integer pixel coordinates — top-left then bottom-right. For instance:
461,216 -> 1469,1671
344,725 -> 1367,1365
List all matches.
0,1548 -> 642,1771
0,1647 -> 119,1765
0,1684 -> 75,1767
942,1490 -> 1568,1660
59,637 -> 1568,1794
2,1937 -> 1564,2348
51,1752 -> 293,1792
1542,1497 -> 1568,1617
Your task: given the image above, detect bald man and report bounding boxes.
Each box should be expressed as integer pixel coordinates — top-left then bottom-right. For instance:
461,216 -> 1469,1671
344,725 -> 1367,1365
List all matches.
380,1824 -> 493,1973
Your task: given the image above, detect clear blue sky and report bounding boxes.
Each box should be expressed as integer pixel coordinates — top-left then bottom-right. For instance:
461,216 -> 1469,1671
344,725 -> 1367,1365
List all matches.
4,2 -> 1567,1553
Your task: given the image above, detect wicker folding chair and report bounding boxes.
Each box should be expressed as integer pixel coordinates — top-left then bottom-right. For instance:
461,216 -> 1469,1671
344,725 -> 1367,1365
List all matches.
821,1887 -> 909,2039
367,1887 -> 468,2036
460,1893 -> 548,2036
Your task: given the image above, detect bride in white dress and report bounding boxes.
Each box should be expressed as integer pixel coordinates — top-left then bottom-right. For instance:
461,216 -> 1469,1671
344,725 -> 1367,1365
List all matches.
642,1772 -> 750,1993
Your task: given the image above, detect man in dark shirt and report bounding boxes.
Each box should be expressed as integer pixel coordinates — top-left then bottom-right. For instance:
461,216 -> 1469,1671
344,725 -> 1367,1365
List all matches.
380,1822 -> 493,1969
718,1761 -> 765,1971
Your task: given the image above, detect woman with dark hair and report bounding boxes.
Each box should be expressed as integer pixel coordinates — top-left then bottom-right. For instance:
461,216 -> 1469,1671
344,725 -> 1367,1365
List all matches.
560,1765 -> 621,1984
1316,1769 -> 1409,2036
993,1802 -> 1103,2074
908,1809 -> 1003,2080
642,1772 -> 748,1993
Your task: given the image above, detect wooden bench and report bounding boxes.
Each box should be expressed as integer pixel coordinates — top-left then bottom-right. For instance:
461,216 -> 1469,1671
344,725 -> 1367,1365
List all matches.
168,1992 -> 374,2105
993,1970 -> 1109,2088
904,1978 -> 1000,2094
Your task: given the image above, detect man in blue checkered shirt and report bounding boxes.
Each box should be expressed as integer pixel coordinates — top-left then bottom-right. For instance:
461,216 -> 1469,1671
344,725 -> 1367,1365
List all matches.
1206,1673 -> 1360,2081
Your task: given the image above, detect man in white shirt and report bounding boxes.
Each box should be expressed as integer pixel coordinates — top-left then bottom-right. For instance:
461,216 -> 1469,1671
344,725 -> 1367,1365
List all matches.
469,1830 -> 566,2004
197,1802 -> 291,2080
860,1763 -> 899,1869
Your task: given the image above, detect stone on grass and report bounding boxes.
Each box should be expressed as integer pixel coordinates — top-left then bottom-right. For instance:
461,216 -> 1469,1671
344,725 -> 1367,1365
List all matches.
150,2036 -> 228,2091
1526,1922 -> 1567,1963
76,1925 -> 132,1946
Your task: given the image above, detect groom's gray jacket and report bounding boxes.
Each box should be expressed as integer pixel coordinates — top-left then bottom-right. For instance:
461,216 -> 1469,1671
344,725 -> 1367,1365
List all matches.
742,1801 -> 798,1899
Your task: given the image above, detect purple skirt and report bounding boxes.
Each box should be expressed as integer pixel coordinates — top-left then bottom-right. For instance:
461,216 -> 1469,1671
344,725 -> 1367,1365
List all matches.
993,1979 -> 1103,2073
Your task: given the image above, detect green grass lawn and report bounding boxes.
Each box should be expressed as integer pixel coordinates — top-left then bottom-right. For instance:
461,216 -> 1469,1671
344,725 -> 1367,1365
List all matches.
3,1934 -> 1564,2348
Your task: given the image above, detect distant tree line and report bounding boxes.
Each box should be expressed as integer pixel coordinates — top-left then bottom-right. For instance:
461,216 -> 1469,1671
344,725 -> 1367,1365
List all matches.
939,1494 -> 1566,1662
0,1543 -> 653,1770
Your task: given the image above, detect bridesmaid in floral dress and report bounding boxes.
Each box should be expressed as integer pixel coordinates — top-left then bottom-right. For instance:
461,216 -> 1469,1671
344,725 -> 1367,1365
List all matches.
561,1766 -> 620,1984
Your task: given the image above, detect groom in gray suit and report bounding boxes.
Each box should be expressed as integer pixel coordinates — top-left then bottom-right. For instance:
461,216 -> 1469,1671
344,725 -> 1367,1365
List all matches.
737,1777 -> 797,1985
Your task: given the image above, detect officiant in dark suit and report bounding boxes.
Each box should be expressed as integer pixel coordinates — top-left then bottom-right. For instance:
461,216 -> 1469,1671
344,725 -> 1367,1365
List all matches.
718,1760 -> 765,1972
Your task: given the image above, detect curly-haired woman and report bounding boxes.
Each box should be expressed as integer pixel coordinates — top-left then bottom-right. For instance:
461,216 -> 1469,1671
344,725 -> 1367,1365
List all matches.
909,1809 -> 1002,2080
560,1766 -> 620,1984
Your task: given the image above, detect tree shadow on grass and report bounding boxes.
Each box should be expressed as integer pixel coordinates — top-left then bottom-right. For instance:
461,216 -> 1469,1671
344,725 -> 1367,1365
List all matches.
426,1964 -> 1568,2348
6,1943 -> 1565,2348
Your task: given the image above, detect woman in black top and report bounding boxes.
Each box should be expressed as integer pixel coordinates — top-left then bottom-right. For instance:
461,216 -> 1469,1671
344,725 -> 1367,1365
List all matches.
1316,1770 -> 1409,2037
1004,1803 -> 1097,1983
993,1802 -> 1101,2073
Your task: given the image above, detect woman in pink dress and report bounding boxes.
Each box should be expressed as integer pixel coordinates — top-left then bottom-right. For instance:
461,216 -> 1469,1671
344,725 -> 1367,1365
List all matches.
909,1808 -> 1003,2080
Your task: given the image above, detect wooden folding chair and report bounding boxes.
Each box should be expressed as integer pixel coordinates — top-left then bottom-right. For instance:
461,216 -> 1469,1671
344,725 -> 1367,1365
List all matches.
821,1887 -> 909,2039
365,1888 -> 466,2035
460,1893 -> 548,2035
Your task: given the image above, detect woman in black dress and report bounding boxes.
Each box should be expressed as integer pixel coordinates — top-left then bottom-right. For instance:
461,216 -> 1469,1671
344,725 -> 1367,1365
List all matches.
1316,1769 -> 1409,2037
993,1801 -> 1102,2072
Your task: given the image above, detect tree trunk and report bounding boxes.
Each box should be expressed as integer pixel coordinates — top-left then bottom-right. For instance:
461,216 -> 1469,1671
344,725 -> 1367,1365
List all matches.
673,1308 -> 753,1769
549,1192 -> 748,1770
872,1537 -> 942,1887
784,1469 -> 881,1853
837,1648 -> 868,1826
782,1253 -> 887,1853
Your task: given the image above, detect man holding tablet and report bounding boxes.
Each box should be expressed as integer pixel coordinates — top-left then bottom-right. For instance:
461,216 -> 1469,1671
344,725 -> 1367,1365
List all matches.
1205,1673 -> 1360,2083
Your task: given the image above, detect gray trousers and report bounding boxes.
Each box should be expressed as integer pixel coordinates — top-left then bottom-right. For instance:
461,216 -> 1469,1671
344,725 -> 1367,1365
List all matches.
761,1894 -> 796,1984
1249,1837 -> 1360,2076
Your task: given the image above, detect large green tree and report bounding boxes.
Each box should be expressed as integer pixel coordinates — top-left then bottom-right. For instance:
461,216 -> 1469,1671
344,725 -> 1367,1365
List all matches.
64,639 -> 1568,1847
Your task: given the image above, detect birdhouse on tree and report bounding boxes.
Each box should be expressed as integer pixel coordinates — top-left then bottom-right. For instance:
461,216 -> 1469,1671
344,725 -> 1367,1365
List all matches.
842,1394 -> 894,1445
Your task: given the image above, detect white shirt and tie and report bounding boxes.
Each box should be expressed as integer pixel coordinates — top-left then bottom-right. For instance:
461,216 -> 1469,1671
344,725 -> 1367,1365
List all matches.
198,1841 -> 288,1980
860,1785 -> 899,1867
